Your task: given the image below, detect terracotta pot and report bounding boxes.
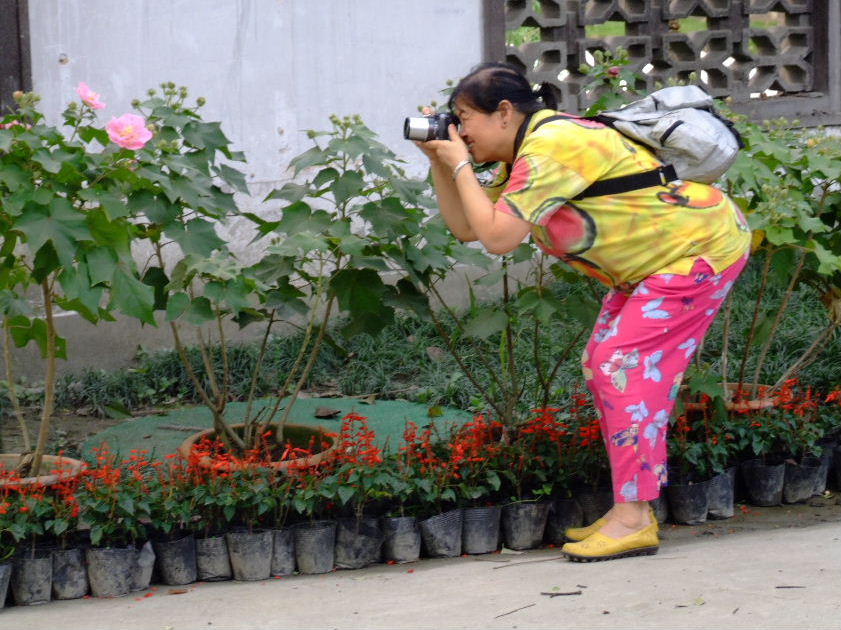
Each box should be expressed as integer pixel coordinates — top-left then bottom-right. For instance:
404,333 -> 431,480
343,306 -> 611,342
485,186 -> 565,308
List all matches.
178,423 -> 337,472
682,382 -> 775,414
0,454 -> 85,488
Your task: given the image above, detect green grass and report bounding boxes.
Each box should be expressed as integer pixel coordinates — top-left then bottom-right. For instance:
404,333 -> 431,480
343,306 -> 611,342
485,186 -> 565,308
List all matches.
40,255 -> 841,423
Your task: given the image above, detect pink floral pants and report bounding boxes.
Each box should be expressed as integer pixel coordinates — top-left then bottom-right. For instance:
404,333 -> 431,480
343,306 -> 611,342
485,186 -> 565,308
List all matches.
581,254 -> 748,503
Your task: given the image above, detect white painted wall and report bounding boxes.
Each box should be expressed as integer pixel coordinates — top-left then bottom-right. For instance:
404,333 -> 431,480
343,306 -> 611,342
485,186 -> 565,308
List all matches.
13,0 -> 487,378
29,0 -> 483,187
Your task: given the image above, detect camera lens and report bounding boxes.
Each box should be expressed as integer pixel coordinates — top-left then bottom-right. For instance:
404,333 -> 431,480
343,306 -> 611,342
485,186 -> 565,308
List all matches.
404,116 -> 435,141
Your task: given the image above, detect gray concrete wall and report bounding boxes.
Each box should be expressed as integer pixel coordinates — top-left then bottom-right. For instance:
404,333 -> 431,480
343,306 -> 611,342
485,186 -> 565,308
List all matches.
10,0 -> 487,380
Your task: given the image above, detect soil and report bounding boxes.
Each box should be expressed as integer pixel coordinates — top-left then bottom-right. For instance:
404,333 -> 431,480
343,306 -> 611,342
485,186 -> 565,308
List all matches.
0,406 -> 134,458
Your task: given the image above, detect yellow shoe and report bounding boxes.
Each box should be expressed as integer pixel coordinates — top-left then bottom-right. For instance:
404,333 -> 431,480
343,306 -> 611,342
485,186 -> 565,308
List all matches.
564,517 -> 608,542
561,522 -> 659,562
564,508 -> 658,542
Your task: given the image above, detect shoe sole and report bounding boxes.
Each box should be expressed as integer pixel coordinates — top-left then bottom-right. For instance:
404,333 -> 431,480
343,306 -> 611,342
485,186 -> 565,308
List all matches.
563,545 -> 659,562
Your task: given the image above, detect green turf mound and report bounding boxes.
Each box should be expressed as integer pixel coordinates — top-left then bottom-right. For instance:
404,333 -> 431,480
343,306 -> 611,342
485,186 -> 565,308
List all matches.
82,397 -> 473,461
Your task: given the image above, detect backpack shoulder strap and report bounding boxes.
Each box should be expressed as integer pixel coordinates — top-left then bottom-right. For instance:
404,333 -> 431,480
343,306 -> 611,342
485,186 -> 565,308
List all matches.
530,114 -> 680,200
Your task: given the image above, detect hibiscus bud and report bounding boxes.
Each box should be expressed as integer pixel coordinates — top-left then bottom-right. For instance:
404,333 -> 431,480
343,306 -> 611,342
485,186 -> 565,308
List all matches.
12,90 -> 23,101
608,66 -> 620,77
196,97 -> 206,107
131,99 -> 141,108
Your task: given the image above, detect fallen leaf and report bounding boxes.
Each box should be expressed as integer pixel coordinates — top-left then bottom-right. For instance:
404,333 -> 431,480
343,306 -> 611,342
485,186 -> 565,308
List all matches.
426,346 -> 446,362
168,588 -> 188,595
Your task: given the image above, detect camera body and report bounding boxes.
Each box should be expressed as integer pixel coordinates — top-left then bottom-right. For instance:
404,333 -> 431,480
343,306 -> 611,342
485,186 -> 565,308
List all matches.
403,112 -> 459,142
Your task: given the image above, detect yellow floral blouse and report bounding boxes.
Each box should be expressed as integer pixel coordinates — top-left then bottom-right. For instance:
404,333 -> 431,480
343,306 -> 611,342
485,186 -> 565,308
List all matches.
485,109 -> 751,290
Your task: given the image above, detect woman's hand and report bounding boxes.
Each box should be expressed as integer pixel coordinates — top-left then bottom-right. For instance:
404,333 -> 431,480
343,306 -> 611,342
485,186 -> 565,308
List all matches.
421,125 -> 470,172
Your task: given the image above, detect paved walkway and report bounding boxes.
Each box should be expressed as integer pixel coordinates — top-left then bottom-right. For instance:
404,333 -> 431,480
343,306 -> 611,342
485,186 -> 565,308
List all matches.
3,504 -> 840,630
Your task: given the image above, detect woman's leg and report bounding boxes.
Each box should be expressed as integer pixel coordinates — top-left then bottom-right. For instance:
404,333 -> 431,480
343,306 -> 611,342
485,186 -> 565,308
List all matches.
585,255 -> 748,539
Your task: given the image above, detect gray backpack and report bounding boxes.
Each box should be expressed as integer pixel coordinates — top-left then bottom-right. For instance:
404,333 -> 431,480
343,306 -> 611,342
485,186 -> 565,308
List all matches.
534,85 -> 744,198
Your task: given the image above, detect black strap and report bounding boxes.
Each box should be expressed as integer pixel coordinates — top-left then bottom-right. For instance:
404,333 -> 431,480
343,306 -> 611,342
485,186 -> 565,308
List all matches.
531,114 -> 680,200
573,164 -> 678,199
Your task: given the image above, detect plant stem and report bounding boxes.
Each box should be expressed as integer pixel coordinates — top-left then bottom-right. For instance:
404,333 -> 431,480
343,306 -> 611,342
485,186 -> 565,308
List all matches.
31,280 -> 56,477
427,283 -> 505,420
751,248 -> 805,394
3,319 -> 32,452
736,246 -> 773,393
243,311 -> 276,426
772,322 -> 839,390
720,293 -> 732,384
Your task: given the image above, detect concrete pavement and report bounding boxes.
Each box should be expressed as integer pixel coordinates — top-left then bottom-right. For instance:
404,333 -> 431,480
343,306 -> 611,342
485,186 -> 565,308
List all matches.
2,503 -> 840,630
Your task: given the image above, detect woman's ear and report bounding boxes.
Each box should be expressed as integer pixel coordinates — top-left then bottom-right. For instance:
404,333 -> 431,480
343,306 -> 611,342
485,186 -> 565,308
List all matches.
497,99 -> 515,127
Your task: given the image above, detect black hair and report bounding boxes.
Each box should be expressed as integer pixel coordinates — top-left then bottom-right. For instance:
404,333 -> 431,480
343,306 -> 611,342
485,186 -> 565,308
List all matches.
448,62 -> 558,115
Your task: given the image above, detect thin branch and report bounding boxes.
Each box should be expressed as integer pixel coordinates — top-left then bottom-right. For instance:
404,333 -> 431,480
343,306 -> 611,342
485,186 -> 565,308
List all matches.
3,320 -> 31,452
751,248 -> 805,393
737,246 -> 773,391
772,322 -> 839,390
31,280 -> 56,477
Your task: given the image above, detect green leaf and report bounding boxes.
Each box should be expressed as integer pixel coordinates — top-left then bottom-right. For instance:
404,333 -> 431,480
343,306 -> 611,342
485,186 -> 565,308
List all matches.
16,197 -> 92,267
217,163 -> 250,195
265,182 -> 310,204
0,163 -> 28,191
290,145 -> 329,175
337,485 -> 355,505
463,309 -> 508,339
182,120 -> 231,152
330,268 -> 394,336
141,266 -> 170,310
185,296 -> 215,325
128,191 -> 179,225
166,292 -> 191,321
312,167 -> 339,189
331,171 -> 365,205
84,247 -> 119,286
110,266 -> 156,325
166,218 -> 225,256
0,129 -> 13,151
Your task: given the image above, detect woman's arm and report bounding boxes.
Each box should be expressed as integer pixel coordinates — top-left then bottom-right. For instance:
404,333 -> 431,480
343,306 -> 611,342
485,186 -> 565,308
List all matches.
427,157 -> 478,241
420,126 -> 532,254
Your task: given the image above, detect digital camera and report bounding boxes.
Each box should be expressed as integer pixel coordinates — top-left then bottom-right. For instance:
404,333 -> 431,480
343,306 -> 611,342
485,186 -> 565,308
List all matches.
403,112 -> 459,141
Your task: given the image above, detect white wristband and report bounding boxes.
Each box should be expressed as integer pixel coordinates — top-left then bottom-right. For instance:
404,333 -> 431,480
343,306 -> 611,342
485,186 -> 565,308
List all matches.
452,159 -> 472,181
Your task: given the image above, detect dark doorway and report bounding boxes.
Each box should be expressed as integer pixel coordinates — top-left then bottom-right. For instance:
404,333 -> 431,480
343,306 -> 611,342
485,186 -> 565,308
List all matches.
0,0 -> 30,113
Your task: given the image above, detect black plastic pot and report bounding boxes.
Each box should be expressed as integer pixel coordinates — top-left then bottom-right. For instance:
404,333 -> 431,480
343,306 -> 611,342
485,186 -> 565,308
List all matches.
575,488 -> 613,526
462,505 -> 501,554
226,529 -> 272,581
667,479 -> 709,525
544,497 -> 583,545
834,445 -> 841,491
86,547 -> 134,598
706,467 -> 736,520
783,456 -> 822,504
334,517 -> 383,570
196,535 -> 232,582
130,541 -> 155,592
153,533 -> 197,585
418,509 -> 463,558
270,528 -> 296,577
380,516 -> 421,563
0,562 -> 10,609
501,501 -> 551,550
294,520 -> 336,574
11,550 -> 52,606
813,440 -> 836,495
741,458 -> 785,506
51,547 -> 88,600
650,495 -> 669,524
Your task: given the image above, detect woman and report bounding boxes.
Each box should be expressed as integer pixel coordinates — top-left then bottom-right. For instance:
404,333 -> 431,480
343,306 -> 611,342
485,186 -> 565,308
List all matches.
416,62 -> 751,562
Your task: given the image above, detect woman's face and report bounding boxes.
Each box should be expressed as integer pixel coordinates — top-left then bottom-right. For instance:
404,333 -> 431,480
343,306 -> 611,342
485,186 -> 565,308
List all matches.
453,97 -> 509,163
